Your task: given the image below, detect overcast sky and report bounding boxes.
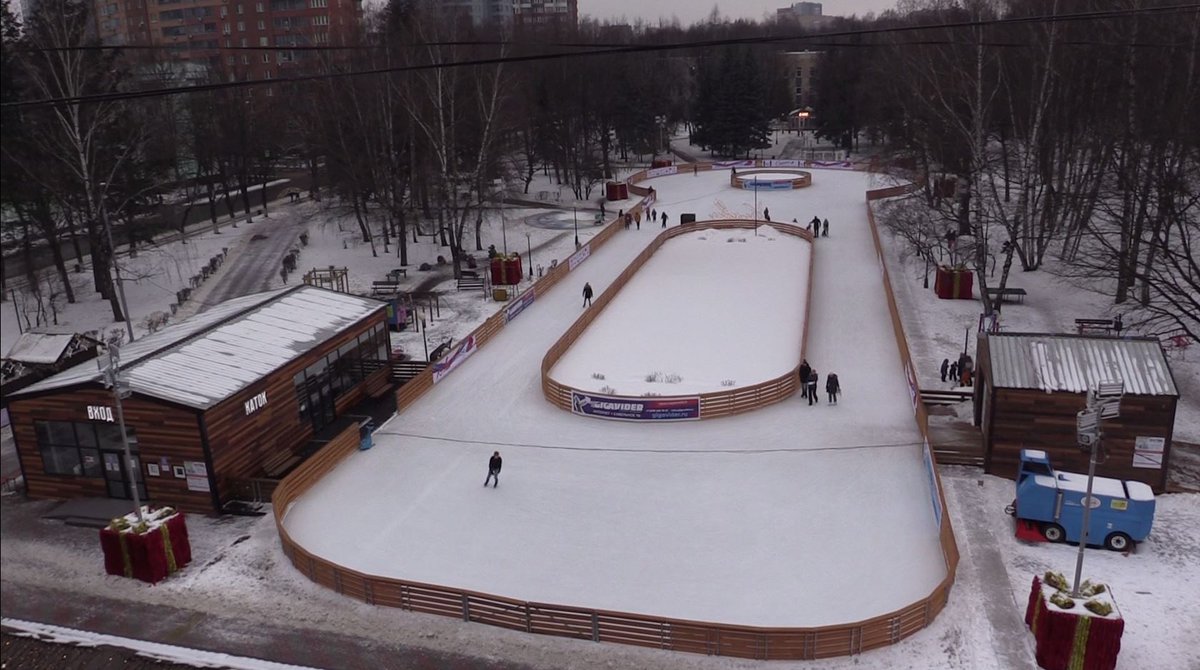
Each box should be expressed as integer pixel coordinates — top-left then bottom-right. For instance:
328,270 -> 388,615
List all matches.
580,0 -> 901,26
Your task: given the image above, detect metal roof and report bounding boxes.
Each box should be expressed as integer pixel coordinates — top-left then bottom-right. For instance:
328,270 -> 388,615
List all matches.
985,333 -> 1177,397
15,286 -> 384,409
4,333 -> 80,365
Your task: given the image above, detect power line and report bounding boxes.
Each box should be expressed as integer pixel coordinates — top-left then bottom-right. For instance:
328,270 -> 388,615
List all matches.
375,429 -> 928,455
4,3 -> 1198,110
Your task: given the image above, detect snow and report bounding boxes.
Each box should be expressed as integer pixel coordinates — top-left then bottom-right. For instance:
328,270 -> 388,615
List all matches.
2,618 -> 322,670
282,168 -> 947,627
3,332 -> 78,364
1127,481 -> 1154,502
1038,472 -> 1128,499
550,225 -> 809,395
1025,449 -> 1048,460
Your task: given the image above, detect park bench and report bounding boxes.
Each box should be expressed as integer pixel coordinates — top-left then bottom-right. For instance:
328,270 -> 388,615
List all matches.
986,287 -> 1028,304
386,268 -> 408,282
262,450 -> 300,479
371,281 -> 401,297
457,273 -> 484,291
1075,318 -> 1116,335
920,389 -> 974,407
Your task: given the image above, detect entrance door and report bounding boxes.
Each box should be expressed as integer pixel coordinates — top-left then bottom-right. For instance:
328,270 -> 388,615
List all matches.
307,376 -> 337,433
102,451 -> 147,501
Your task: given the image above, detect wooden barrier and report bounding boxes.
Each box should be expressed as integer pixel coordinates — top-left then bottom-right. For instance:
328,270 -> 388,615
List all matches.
541,219 -> 812,419
731,169 -> 813,190
267,164 -> 960,662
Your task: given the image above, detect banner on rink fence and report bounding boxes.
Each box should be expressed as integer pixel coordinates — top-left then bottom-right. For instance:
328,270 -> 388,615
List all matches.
504,289 -> 536,324
744,180 -> 795,190
568,243 -> 591,271
432,335 -> 477,384
713,160 -> 755,169
764,159 -> 803,168
922,439 -> 943,527
646,165 -> 678,178
571,391 -> 700,421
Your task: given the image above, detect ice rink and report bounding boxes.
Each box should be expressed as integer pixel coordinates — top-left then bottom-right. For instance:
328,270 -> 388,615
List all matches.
282,168 -> 947,627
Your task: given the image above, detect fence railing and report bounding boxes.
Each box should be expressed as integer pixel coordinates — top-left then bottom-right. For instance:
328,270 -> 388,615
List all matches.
268,163 -> 960,661
541,220 -> 813,419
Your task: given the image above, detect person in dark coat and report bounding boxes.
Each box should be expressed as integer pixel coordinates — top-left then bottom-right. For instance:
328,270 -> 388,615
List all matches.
799,359 -> 812,398
822,218 -> 829,237
940,358 -> 950,383
661,211 -> 668,228
582,282 -> 593,307
485,451 -> 502,487
810,215 -> 821,231
949,361 -> 959,384
807,370 -> 819,405
763,207 -> 771,222
826,373 -> 840,404
600,201 -> 606,217
634,210 -> 641,230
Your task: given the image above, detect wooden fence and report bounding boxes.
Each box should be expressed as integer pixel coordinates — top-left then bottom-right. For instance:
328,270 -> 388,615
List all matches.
541,220 -> 814,419
268,164 -> 960,661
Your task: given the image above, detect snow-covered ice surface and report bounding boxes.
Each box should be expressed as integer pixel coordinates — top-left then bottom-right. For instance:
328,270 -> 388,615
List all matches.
550,225 -> 810,395
283,168 -> 948,627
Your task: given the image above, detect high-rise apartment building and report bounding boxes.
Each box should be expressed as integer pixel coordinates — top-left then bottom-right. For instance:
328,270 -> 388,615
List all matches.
776,2 -> 834,29
512,0 -> 576,27
91,0 -> 362,81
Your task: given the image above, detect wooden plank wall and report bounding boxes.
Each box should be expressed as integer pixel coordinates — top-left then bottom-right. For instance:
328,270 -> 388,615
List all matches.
985,387 -> 1173,491
267,165 -> 964,662
8,389 -> 214,514
205,310 -> 388,508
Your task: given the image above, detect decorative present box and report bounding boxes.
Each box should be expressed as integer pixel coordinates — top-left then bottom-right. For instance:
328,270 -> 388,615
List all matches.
1025,574 -> 1124,670
100,506 -> 192,584
934,266 -> 974,299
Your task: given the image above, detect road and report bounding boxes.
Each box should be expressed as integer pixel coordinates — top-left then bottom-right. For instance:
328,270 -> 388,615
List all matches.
198,207 -> 309,310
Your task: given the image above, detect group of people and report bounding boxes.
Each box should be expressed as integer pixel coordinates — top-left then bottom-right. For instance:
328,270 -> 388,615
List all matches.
618,207 -> 669,230
798,359 -> 841,405
939,353 -> 975,387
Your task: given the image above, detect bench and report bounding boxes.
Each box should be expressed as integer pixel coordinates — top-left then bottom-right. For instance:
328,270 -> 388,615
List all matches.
1075,318 -> 1116,335
371,281 -> 401,296
387,268 -> 408,282
986,287 -> 1027,304
262,450 -> 301,479
457,275 -> 484,291
920,389 -> 974,406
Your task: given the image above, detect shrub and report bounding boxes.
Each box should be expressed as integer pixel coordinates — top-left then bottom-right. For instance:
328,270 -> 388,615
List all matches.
721,379 -> 735,387
599,385 -> 616,395
1084,600 -> 1113,616
1044,571 -> 1069,591
644,371 -> 663,383
1049,592 -> 1075,610
591,372 -> 606,380
664,373 -> 682,384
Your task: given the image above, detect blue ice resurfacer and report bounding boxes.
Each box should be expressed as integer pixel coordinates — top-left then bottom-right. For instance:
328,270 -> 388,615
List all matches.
1005,449 -> 1155,551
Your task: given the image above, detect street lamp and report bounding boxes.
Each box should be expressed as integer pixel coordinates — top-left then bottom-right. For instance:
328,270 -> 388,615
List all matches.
420,317 -> 429,361
573,207 -> 579,249
99,345 -> 144,523
753,183 -> 759,237
525,232 -> 533,279
1071,379 -> 1124,597
99,182 -> 136,342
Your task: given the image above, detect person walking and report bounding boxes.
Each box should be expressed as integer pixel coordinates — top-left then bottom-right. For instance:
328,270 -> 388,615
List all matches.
826,373 -> 840,404
661,211 -> 668,228
810,215 -> 821,231
807,370 -> 819,405
822,218 -> 829,237
799,359 -> 812,399
763,207 -> 771,222
484,451 -> 502,488
940,358 -> 949,383
650,208 -> 656,222
600,201 -> 606,218
634,210 -> 641,230
949,361 -> 959,385
582,282 -> 593,307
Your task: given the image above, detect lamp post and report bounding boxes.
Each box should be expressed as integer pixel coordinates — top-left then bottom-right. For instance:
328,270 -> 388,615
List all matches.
525,232 -> 533,279
1071,379 -> 1124,597
753,183 -> 759,237
99,182 -> 135,343
421,317 -> 429,361
573,207 -> 579,249
99,345 -> 144,523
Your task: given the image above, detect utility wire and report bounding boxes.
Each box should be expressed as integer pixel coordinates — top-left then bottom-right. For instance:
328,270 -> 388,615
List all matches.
375,429 -> 928,455
4,3 -> 1198,110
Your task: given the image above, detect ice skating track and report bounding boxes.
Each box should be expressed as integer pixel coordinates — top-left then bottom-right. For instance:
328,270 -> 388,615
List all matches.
275,163 -> 959,661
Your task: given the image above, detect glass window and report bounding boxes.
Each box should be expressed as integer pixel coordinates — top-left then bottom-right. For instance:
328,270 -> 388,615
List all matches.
76,423 -> 99,447
41,445 -> 83,475
37,420 -> 77,446
80,449 -> 103,477
96,423 -> 125,449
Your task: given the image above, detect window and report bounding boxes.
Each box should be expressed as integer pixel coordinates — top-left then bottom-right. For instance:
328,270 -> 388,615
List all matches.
309,0 -> 326,7
262,53 -> 270,62
259,36 -> 268,46
313,14 -> 328,25
240,37 -> 247,47
222,23 -> 231,34
256,1 -> 263,10
237,3 -> 244,13
242,54 -> 249,64
220,6 -> 227,16
257,19 -> 264,30
33,420 -> 128,478
227,55 -> 235,64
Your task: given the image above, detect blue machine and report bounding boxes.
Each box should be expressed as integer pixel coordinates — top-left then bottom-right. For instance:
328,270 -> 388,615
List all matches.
1006,449 -> 1155,551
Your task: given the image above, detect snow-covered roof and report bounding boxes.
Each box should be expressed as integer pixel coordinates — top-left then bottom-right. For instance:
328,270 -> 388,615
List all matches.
4,333 -> 81,365
15,286 -> 383,409
986,333 -> 1177,397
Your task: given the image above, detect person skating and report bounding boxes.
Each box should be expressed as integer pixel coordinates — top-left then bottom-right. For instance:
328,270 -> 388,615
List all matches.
810,215 -> 821,231
826,373 -> 840,404
484,451 -> 502,488
582,282 -> 593,307
635,210 -> 641,230
949,361 -> 959,385
763,207 -> 771,222
799,359 -> 812,398
661,211 -> 668,228
807,370 -> 819,405
940,358 -> 949,383
600,201 -> 606,218
822,218 -> 829,237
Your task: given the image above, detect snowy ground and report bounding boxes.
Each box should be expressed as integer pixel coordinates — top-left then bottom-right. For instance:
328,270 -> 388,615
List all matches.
549,225 -> 810,395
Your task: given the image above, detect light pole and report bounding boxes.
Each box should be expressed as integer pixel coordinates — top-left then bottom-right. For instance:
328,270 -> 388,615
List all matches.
421,317 -> 429,361
99,345 -> 144,523
753,183 -> 759,237
1071,380 -> 1124,597
573,207 -> 579,249
525,232 -> 533,279
99,182 -> 136,343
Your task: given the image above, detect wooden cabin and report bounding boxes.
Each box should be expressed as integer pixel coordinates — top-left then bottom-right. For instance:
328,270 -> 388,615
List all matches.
6,286 -> 391,514
974,332 -> 1179,492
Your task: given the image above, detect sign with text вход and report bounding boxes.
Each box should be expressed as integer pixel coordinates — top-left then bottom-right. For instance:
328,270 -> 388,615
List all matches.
570,391 -> 700,422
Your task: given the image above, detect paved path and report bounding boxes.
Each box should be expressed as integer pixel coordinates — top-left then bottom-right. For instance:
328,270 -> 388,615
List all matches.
198,208 -> 308,310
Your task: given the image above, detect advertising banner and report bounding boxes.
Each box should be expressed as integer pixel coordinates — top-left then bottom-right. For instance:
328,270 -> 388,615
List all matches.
646,165 -> 678,179
802,159 -> 856,170
764,159 -> 803,168
713,160 -> 755,169
571,391 -> 700,421
745,180 -> 794,190
504,289 -> 536,324
923,439 -> 943,527
432,335 -> 477,384
568,244 -> 591,271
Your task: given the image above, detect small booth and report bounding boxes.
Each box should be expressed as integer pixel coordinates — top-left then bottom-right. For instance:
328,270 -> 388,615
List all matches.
490,254 -> 523,286
605,182 -> 629,201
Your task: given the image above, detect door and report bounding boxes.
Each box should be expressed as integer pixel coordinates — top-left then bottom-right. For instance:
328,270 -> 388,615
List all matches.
307,376 -> 337,433
102,451 -> 148,501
